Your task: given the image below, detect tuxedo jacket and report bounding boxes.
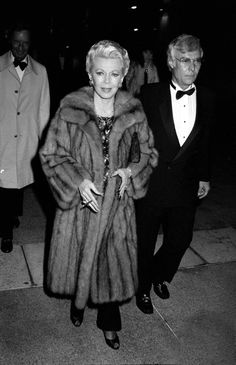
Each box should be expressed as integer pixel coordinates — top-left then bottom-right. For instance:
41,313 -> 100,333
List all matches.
140,82 -> 215,207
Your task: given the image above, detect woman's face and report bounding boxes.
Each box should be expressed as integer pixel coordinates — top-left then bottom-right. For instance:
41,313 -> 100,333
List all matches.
89,56 -> 124,100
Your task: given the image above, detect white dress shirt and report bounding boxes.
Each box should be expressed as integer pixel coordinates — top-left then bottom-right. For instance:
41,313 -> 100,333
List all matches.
11,53 -> 28,82
170,80 -> 196,146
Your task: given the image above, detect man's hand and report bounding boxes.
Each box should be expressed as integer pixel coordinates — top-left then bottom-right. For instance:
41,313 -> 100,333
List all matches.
198,181 -> 210,199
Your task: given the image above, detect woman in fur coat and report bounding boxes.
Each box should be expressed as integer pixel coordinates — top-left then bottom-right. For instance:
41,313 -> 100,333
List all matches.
40,40 -> 158,350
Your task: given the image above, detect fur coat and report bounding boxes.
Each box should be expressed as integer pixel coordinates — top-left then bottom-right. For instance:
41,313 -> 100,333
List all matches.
40,86 -> 157,309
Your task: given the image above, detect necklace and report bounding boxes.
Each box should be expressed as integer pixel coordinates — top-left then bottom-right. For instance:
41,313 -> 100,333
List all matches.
96,116 -> 114,191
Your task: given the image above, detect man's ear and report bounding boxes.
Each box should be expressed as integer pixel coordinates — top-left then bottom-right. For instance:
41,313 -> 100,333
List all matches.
168,59 -> 175,69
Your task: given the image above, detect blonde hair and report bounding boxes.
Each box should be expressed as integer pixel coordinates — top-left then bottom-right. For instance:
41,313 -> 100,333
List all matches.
86,40 -> 130,76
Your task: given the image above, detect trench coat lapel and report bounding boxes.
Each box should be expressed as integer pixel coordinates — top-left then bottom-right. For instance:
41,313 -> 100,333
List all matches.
0,52 -> 20,82
8,64 -> 21,82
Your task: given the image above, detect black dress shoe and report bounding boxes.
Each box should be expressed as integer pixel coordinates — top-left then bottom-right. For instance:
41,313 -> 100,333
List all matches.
153,282 -> 170,299
70,303 -> 84,327
136,293 -> 153,314
1,238 -> 13,253
103,331 -> 120,350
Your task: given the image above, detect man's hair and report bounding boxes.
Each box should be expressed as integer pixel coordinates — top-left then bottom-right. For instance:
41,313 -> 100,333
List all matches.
86,39 -> 130,76
167,34 -> 203,69
8,21 -> 32,41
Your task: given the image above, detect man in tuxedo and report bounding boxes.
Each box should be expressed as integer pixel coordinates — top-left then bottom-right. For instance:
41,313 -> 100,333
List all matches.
0,21 -> 50,253
135,34 -> 215,314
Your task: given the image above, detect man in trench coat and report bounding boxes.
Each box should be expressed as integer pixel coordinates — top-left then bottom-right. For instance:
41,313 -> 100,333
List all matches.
0,21 -> 50,253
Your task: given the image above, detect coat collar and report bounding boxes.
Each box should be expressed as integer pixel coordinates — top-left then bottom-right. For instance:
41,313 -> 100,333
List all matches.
60,87 -> 143,130
0,51 -> 38,75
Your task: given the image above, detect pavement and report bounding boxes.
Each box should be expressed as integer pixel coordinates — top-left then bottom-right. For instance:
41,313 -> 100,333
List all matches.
0,150 -> 236,365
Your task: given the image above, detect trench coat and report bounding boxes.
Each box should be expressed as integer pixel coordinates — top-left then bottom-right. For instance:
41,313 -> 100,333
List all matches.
0,51 -> 50,188
40,86 -> 158,309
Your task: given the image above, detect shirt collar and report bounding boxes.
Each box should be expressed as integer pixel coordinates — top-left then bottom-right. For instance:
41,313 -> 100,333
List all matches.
171,79 -> 195,92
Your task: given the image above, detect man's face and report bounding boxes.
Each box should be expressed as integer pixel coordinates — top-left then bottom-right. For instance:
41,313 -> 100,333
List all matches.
10,30 -> 30,61
170,49 -> 202,89
143,50 -> 153,62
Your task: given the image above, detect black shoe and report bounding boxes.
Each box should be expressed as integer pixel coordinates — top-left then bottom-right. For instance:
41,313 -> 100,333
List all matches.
153,282 -> 170,299
1,238 -> 13,253
136,293 -> 153,314
103,331 -> 120,350
70,303 -> 84,327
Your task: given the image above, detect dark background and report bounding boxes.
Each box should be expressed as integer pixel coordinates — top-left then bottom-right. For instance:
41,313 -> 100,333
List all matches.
1,1 -> 235,85
1,0 -> 235,159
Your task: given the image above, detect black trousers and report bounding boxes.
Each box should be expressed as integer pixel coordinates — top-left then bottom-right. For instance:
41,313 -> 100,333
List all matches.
73,302 -> 121,331
96,302 -> 121,331
135,202 -> 196,294
0,187 -> 24,239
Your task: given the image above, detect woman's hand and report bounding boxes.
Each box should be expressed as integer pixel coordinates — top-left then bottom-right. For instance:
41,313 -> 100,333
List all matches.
79,179 -> 103,212
112,168 -> 132,199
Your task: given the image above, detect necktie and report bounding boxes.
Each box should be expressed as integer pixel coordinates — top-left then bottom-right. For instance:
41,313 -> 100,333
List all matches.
13,59 -> 27,71
176,88 -> 195,100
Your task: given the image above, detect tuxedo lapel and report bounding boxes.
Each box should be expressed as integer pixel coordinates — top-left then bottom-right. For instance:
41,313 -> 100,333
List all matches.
159,85 -> 180,150
172,91 -> 202,161
172,117 -> 200,161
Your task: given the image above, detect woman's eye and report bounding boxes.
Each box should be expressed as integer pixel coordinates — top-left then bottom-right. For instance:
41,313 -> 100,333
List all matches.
96,71 -> 103,76
112,73 -> 120,77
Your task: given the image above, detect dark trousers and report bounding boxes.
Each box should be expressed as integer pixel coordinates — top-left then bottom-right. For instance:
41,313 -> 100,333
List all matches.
0,187 -> 24,239
135,202 -> 196,294
97,303 -> 121,331
72,301 -> 121,331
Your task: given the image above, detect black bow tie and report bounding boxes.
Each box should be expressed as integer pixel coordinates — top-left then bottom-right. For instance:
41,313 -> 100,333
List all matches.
13,59 -> 27,71
170,80 -> 195,100
176,88 -> 195,99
